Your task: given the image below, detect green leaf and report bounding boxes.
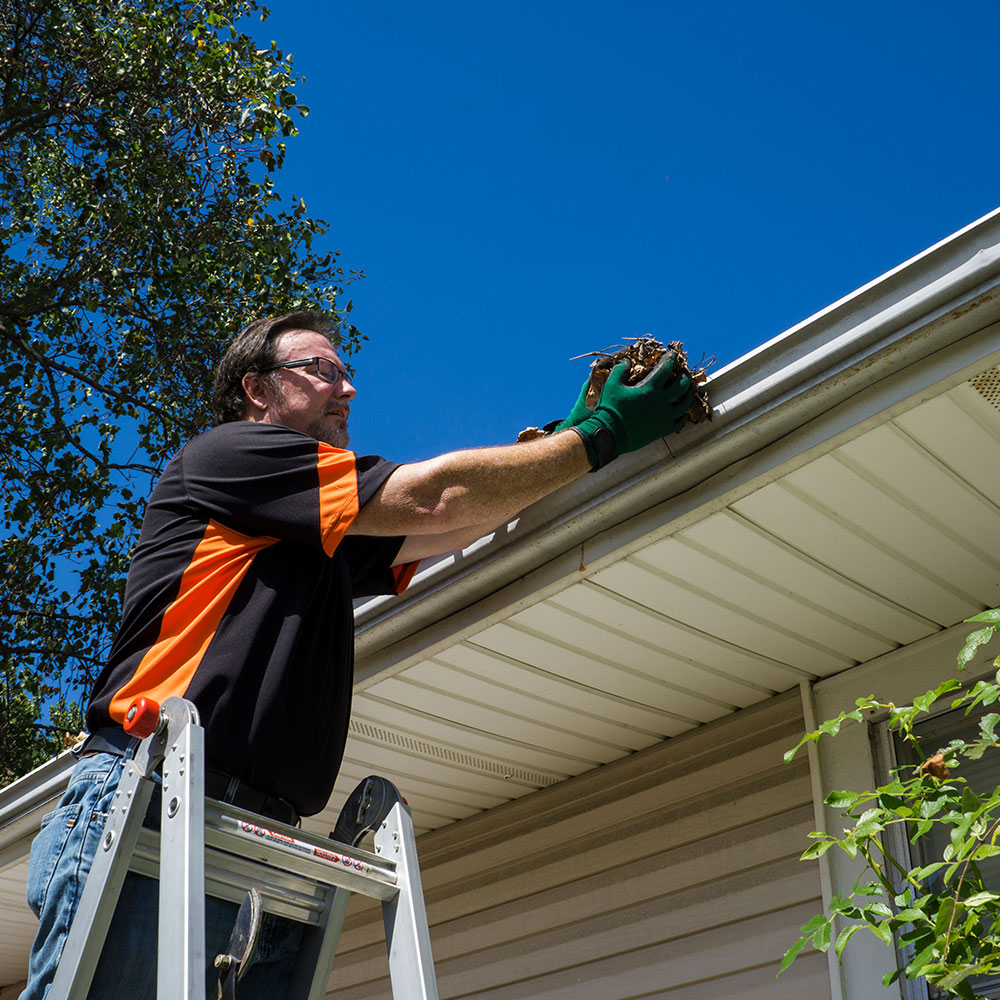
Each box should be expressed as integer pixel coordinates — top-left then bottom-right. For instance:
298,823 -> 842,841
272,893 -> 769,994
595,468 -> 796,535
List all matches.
825,789 -> 862,809
835,923 -> 862,960
934,896 -> 957,936
962,891 -> 1000,908
801,840 -> 835,860
955,978 -> 978,1000
980,713 -> 1000,740
812,920 -> 832,952
882,967 -> 903,987
938,966 -> 980,993
853,818 -> 885,838
838,839 -> 859,860
959,626 -> 996,668
779,936 -> 810,974
966,609 -> 1000,624
799,913 -> 828,934
962,785 -> 982,809
868,920 -> 893,947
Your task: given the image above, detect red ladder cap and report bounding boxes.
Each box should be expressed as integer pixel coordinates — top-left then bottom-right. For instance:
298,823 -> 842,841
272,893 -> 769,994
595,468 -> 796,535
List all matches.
124,696 -> 161,738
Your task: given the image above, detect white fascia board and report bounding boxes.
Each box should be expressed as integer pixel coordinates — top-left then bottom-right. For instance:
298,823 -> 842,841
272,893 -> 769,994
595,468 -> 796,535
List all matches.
352,207 -> 1000,682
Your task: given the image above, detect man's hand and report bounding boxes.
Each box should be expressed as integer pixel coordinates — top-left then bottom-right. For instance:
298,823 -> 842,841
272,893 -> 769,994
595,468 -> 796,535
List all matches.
550,373 -> 594,433
570,352 -> 693,470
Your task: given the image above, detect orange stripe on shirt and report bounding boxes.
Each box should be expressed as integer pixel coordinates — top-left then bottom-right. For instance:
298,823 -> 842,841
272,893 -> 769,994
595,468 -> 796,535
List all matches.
108,520 -> 277,724
391,561 -> 420,594
316,446 -> 361,557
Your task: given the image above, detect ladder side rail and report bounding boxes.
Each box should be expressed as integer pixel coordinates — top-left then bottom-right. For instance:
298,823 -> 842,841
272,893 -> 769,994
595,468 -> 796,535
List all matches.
47,763 -> 157,1000
376,802 -> 440,1000
286,886 -> 353,1000
157,703 -> 207,1000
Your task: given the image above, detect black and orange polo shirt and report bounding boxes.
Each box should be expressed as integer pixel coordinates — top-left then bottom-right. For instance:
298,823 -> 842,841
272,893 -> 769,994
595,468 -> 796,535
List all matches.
86,421 -> 416,816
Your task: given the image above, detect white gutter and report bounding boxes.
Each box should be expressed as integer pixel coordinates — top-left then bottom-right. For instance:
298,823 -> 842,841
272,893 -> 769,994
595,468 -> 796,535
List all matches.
352,206 -> 1000,684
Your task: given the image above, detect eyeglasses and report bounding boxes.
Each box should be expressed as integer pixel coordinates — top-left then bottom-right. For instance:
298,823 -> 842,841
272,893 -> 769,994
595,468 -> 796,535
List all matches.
257,357 -> 353,386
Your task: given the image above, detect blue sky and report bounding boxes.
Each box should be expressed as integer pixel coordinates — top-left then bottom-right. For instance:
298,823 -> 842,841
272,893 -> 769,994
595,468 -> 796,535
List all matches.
249,1 -> 1000,464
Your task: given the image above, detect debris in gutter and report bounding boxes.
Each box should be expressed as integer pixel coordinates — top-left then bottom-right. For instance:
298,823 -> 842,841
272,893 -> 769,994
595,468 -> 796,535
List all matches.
517,335 -> 713,442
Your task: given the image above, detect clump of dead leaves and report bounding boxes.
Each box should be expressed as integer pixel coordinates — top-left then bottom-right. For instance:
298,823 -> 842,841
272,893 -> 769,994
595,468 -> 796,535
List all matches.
920,753 -> 949,779
517,336 -> 712,442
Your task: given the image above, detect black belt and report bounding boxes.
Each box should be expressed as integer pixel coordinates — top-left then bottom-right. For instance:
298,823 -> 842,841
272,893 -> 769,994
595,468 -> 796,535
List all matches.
77,728 -> 299,826
204,767 -> 299,827
76,726 -> 141,758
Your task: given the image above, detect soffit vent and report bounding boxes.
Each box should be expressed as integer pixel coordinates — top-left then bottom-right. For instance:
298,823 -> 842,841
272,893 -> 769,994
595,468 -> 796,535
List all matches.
970,366 -> 1000,412
348,718 -> 562,788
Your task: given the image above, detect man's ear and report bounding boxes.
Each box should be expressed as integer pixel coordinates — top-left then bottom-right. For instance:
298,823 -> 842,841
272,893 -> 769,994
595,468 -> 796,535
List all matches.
241,371 -> 271,416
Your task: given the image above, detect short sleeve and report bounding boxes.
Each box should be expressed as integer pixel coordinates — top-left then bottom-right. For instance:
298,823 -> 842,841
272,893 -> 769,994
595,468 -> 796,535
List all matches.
180,423 -> 399,556
339,535 -> 412,597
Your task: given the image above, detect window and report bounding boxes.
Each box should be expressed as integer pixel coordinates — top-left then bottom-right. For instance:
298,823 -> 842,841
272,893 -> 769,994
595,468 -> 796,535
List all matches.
880,706 -> 1000,999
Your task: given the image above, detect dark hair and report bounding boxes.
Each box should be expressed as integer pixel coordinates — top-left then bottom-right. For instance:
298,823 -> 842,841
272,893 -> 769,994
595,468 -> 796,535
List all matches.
212,311 -> 341,424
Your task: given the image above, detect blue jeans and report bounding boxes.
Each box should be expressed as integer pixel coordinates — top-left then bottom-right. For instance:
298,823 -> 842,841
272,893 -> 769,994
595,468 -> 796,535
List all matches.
21,753 -> 303,1000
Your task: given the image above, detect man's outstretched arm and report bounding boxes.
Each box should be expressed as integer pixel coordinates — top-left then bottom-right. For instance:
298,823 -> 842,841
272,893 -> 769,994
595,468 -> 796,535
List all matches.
349,352 -> 695,559
351,429 -> 590,549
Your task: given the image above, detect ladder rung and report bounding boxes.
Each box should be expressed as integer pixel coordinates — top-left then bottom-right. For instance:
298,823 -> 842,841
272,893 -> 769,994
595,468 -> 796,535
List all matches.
204,801 -> 399,898
132,833 -> 331,925
128,799 -> 399,913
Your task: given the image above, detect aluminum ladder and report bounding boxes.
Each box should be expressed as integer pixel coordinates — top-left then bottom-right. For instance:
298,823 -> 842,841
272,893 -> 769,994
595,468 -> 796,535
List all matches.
47,695 -> 439,1000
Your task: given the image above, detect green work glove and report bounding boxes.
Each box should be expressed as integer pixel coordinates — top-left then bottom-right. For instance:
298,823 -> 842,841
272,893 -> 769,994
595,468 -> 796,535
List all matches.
548,373 -> 595,433
570,353 -> 693,470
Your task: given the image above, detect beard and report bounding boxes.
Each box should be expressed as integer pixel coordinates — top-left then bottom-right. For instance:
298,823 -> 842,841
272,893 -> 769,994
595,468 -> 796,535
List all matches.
269,381 -> 351,449
308,415 -> 350,450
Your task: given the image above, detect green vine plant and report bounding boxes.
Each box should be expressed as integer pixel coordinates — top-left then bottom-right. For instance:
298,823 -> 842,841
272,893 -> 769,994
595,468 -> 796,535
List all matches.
781,609 -> 1000,999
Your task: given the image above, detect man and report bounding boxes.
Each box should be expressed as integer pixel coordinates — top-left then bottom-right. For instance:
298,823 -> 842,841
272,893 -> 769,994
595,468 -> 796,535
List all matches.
21,311 -> 694,999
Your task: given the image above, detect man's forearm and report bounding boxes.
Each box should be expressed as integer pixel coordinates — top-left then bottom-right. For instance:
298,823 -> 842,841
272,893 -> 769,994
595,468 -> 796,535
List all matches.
392,517 -> 505,563
350,431 -> 591,537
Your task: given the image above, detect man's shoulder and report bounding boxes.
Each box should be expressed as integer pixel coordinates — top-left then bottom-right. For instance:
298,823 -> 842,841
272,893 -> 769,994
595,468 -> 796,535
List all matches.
182,422 -> 394,473
184,421 -> 317,458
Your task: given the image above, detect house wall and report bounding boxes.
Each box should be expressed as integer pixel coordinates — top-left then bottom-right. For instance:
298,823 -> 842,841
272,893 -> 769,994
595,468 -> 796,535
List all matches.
325,690 -> 830,999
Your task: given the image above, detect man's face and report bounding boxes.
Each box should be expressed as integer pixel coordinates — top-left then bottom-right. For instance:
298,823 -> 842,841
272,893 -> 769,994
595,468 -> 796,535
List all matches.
257,330 -> 357,448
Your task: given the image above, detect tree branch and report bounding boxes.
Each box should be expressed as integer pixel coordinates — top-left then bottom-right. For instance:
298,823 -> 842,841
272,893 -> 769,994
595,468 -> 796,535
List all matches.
0,644 -> 102,665
1,322 -> 199,434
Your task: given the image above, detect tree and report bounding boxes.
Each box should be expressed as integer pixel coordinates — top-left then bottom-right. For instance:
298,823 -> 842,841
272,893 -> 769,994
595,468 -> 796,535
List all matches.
0,0 -> 362,779
781,610 -> 1000,999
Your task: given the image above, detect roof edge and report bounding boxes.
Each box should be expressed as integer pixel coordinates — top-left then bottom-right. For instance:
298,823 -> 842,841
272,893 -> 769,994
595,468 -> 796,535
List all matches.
352,208 -> 1000,675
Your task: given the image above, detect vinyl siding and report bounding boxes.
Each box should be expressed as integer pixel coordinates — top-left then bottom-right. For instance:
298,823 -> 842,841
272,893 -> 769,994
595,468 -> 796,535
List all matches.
325,690 -> 829,999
